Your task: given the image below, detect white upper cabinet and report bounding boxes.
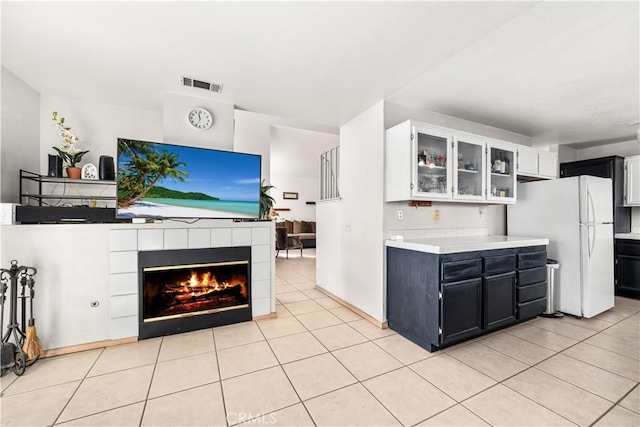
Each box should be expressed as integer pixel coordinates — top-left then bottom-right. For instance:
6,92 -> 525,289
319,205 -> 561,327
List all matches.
385,120 -> 515,204
538,151 -> 558,178
386,121 -> 453,201
516,148 -> 558,179
624,155 -> 640,206
486,140 -> 517,204
453,133 -> 486,202
516,147 -> 539,176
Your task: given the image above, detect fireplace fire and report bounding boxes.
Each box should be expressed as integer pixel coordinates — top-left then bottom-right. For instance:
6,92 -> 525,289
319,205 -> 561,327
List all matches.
143,261 -> 249,322
138,247 -> 252,339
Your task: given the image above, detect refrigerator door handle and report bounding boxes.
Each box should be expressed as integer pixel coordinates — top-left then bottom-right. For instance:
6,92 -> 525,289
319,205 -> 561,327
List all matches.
587,187 -> 596,224
588,224 -> 596,259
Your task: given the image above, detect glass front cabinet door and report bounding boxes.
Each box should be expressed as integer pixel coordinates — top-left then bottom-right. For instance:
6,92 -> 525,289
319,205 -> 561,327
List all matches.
385,120 -> 517,204
412,125 -> 453,200
453,134 -> 486,202
486,140 -> 517,203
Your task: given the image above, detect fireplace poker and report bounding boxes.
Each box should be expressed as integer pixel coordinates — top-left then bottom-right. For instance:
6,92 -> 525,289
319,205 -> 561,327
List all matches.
22,271 -> 42,361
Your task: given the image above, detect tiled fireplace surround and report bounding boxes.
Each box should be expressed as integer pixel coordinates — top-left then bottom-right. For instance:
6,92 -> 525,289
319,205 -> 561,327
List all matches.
108,223 -> 275,341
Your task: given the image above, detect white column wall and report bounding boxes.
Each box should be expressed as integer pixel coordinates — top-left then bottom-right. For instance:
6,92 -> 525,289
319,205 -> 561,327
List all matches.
316,199 -> 342,293
233,110 -> 273,185
317,102 -> 386,322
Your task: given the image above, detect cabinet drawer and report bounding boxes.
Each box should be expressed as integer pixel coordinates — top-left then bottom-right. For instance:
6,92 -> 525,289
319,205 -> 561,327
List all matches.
484,254 -> 516,276
517,282 -> 547,303
518,251 -> 547,269
441,259 -> 482,282
517,297 -> 546,320
518,266 -> 547,286
617,241 -> 640,256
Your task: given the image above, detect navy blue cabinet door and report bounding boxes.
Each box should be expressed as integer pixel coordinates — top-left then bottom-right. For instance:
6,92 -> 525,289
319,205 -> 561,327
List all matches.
440,278 -> 482,343
484,271 -> 516,329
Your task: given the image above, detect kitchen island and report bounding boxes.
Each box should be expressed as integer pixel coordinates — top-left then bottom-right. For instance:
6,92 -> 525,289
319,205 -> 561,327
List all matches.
386,235 -> 549,352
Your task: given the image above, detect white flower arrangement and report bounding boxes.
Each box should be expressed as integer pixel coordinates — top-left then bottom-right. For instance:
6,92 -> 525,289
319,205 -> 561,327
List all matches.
51,111 -> 88,168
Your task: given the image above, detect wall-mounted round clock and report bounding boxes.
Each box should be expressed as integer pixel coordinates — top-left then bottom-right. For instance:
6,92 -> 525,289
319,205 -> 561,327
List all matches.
187,107 -> 213,130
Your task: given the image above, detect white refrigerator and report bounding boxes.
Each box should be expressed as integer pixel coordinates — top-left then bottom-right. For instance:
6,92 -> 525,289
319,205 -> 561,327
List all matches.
507,176 -> 614,318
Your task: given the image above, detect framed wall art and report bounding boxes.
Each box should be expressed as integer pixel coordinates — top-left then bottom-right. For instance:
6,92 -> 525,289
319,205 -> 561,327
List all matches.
282,192 -> 298,200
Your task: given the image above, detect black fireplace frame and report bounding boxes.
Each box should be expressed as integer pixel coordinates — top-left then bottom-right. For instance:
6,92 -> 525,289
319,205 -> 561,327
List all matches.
138,246 -> 252,339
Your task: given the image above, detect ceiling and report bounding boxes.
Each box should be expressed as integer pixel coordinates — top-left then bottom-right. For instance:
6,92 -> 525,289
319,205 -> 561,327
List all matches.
2,1 -> 638,145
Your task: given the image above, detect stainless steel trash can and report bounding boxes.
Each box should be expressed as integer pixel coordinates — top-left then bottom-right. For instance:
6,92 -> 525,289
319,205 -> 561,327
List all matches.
541,259 -> 563,318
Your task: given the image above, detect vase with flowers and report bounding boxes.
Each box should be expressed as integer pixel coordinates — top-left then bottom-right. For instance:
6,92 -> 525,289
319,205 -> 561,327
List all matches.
51,111 -> 89,179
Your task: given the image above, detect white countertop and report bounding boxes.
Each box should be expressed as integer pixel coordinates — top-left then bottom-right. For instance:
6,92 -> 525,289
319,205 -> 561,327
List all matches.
385,235 -> 549,254
615,233 -> 640,240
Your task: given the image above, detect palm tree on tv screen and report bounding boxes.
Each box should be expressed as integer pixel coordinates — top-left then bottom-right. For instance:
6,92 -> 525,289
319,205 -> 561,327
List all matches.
117,139 -> 189,208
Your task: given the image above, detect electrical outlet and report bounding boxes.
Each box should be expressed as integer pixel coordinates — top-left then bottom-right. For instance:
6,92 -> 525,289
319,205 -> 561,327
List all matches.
397,210 -> 404,221
434,210 -> 440,221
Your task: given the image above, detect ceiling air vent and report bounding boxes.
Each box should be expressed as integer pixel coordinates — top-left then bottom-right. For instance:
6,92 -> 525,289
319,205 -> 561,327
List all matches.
181,76 -> 223,93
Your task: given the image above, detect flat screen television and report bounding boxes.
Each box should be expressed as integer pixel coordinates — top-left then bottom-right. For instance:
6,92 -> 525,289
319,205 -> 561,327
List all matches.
116,139 -> 261,219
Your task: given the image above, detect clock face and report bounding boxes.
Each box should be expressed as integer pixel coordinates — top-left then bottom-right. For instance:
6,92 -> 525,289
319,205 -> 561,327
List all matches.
188,107 -> 213,130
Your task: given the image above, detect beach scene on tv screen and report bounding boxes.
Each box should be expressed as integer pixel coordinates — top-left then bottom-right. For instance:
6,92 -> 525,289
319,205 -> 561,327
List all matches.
117,139 -> 261,218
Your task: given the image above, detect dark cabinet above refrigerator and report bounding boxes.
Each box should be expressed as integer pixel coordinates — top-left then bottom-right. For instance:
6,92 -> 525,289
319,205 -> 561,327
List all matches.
560,156 -> 631,234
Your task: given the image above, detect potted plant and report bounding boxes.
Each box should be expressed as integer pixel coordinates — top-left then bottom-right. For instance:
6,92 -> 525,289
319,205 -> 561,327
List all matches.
51,112 -> 88,178
260,180 -> 276,219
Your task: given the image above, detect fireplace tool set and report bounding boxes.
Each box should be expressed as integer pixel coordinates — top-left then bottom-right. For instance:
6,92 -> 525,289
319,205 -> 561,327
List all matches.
1,260 -> 41,377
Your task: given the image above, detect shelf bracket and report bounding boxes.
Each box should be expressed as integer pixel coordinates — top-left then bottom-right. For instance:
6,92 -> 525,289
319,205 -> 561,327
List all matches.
409,200 -> 432,208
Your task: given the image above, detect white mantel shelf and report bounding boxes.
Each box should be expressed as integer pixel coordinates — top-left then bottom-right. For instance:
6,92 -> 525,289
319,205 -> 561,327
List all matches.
385,235 -> 549,254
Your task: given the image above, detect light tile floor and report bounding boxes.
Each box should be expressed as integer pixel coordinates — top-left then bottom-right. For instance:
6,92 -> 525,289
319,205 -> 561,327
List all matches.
1,248 -> 639,426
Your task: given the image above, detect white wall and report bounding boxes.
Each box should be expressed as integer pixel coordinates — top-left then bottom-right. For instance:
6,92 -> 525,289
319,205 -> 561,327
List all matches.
558,145 -> 578,164
163,91 -> 235,150
234,110 -> 273,185
234,109 -> 340,216
40,95 -> 163,174
270,125 -> 339,221
631,207 -> 640,233
316,199 -> 342,292
318,101 -> 386,322
384,202 -> 506,239
1,66 -> 40,203
576,139 -> 640,160
1,224 -> 112,349
385,101 -> 533,146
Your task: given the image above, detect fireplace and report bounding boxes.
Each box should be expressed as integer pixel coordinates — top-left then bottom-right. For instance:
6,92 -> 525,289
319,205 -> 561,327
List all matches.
138,246 -> 252,339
